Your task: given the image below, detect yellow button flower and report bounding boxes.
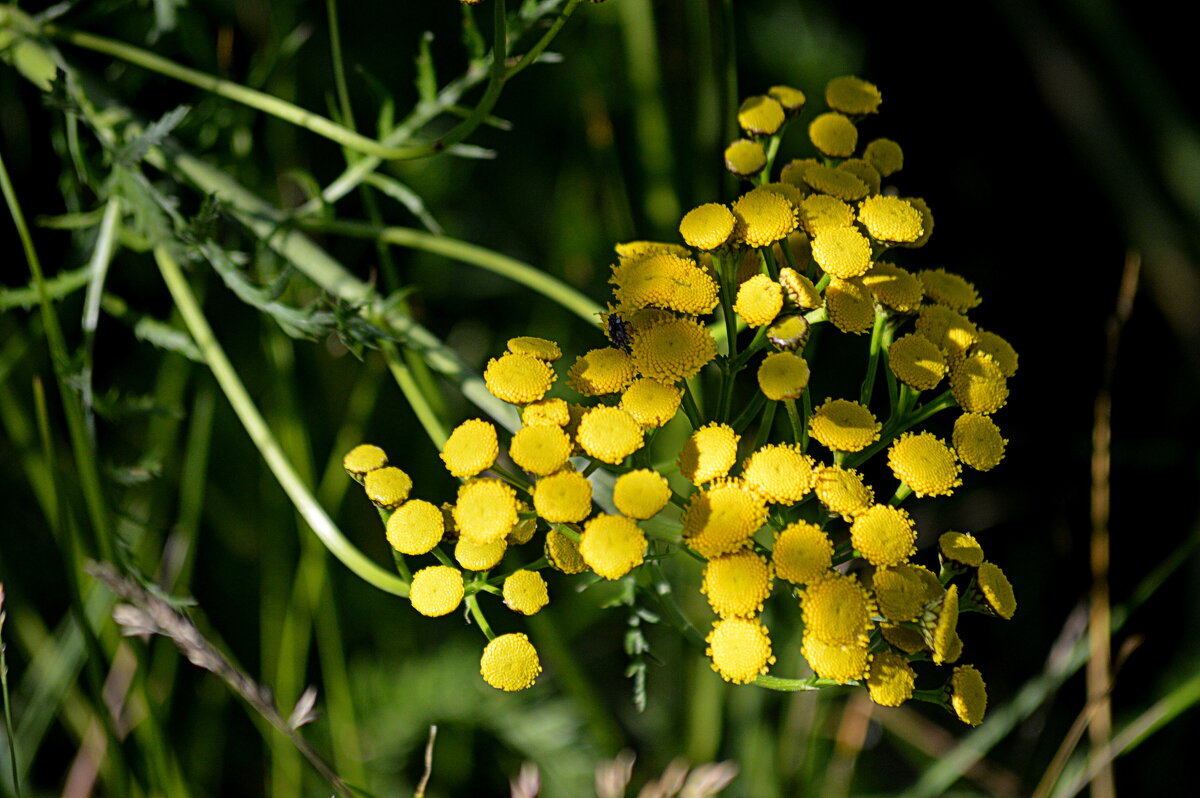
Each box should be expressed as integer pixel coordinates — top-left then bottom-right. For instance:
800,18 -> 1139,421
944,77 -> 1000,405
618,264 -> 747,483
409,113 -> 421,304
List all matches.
409,565 -> 464,617
732,189 -> 798,248
454,536 -> 507,571
917,269 -> 980,311
778,267 -> 823,310
939,531 -> 984,567
924,584 -> 961,665
977,561 -> 1017,619
808,112 -> 857,158
757,352 -> 810,400
580,514 -> 646,579
800,635 -> 869,684
679,203 -> 735,251
509,424 -> 572,476
971,330 -> 1018,377
850,504 -> 916,567
502,570 -> 550,616
630,317 -> 718,384
734,274 -> 784,328
863,262 -> 923,313
949,664 -> 987,726
771,521 -> 833,584
814,466 -> 874,520
386,499 -> 444,556
873,563 -> 943,622
440,419 -> 499,477
887,333 -> 946,391
799,194 -> 855,235
766,314 -> 811,352
863,137 -> 903,177
837,158 -> 882,195
343,444 -> 387,484
620,378 -> 681,428
576,406 -> 644,464
742,443 -> 814,505
737,95 -> 786,135
678,422 -> 740,485
612,468 -> 672,519
867,651 -> 915,707
825,75 -> 882,115
522,397 -> 571,427
953,412 -> 1006,471
858,196 -> 923,243
364,466 -> 413,510
706,618 -> 775,684
702,550 -> 773,618
888,432 -> 962,498
682,481 -> 768,558
507,336 -> 562,361
615,240 -> 692,260
916,304 -> 978,358
950,353 -> 1009,414
484,352 -> 556,404
533,469 -> 592,523
768,84 -> 806,115
544,528 -> 588,574
612,254 -> 720,316
453,478 -> 520,544
801,572 -> 875,646
809,399 -> 881,453
480,633 -> 542,692
803,164 -> 869,201
567,347 -> 636,396
724,138 -> 767,177
811,226 -> 872,280
899,196 -> 934,247
826,278 -> 875,335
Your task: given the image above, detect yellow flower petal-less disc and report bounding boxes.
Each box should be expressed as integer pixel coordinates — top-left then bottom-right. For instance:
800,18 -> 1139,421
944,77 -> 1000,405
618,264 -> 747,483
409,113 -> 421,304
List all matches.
801,634 -> 869,683
809,399 -> 881,453
809,112 -> 858,158
679,203 -> 736,250
779,267 -> 824,310
580,514 -> 647,579
484,352 -> 555,404
825,75 -> 882,115
509,424 -> 572,477
888,432 -> 962,498
977,561 -> 1017,619
454,536 -> 507,571
732,189 -> 799,248
702,550 -> 773,618
678,422 -> 740,485
742,444 -> 815,504
771,521 -> 833,584
386,499 -> 444,555
737,95 -> 786,135
480,633 -> 542,692
863,262 -> 924,313
507,336 -> 562,361
682,481 -> 768,558
826,278 -> 876,335
953,412 -> 1007,471
799,195 -> 855,235
620,378 -> 682,428
950,353 -> 1009,414
706,618 -> 776,684
888,333 -> 947,391
917,269 -> 980,311
343,444 -> 387,483
502,570 -> 550,616
612,469 -> 672,519
522,397 -> 571,427
801,572 -> 876,647
971,330 -> 1019,377
453,478 -> 520,544
734,274 -> 784,328
863,138 -> 903,177
814,466 -> 874,520
916,304 -> 978,358
757,352 -> 810,400
724,139 -> 767,177
858,196 -> 923,243
803,164 -> 869,201
950,665 -> 987,726
867,651 -> 915,707
768,84 -> 806,114
567,347 -> 636,396
409,566 -> 465,617
630,317 -> 718,384
850,504 -> 917,567
873,563 -> 943,622
576,406 -> 644,464
544,528 -> 588,574
939,531 -> 985,567
364,466 -> 413,510
811,226 -> 872,280
533,469 -> 592,524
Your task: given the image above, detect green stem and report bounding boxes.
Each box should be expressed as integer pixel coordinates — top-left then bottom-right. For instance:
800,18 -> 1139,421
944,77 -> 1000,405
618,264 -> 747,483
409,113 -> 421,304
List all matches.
751,399 -> 777,451
391,550 -> 413,583
754,675 -> 850,692
302,218 -> 601,323
861,308 -> 887,406
681,379 -> 704,429
465,595 -> 495,640
730,325 -> 769,371
889,483 -> 912,506
505,0 -> 582,81
784,398 -> 804,446
903,389 -> 957,427
800,389 -> 812,451
761,244 -> 780,280
731,389 -> 767,433
325,0 -> 356,131
154,248 -> 410,597
379,339 -> 450,449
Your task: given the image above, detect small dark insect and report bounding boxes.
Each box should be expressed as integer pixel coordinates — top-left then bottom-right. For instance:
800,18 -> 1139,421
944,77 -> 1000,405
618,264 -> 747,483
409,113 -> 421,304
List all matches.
603,311 -> 631,348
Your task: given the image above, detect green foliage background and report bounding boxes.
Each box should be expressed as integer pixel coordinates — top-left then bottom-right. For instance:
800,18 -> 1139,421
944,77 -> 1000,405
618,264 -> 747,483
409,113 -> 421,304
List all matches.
1,0 -> 1198,796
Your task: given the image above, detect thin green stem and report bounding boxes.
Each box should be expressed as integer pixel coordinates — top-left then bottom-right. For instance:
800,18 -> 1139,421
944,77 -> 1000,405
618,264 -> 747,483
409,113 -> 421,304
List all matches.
681,379 -> 704,428
730,325 -> 769,371
861,308 -> 887,406
731,389 -> 767,433
784,399 -> 804,446
379,339 -> 450,449
889,483 -> 912,506
505,0 -> 582,81
325,0 -> 356,131
903,389 -> 956,427
304,218 -> 601,323
754,674 -> 849,692
761,245 -> 780,280
751,400 -> 777,451
465,596 -> 495,640
154,247 -> 410,597
430,546 -> 458,570
391,550 -> 412,583
800,389 -> 812,451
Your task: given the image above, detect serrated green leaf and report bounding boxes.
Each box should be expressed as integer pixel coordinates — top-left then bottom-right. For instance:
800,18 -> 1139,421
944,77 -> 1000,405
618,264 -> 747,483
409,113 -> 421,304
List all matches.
114,105 -> 190,167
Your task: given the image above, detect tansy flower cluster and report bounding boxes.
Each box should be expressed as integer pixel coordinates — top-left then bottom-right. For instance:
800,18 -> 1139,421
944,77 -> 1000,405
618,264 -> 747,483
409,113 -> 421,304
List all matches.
346,75 -> 1016,726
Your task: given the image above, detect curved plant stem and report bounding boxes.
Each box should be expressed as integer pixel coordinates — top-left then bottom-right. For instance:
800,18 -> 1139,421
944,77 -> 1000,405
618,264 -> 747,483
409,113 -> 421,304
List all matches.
154,247 -> 409,597
465,596 -> 495,640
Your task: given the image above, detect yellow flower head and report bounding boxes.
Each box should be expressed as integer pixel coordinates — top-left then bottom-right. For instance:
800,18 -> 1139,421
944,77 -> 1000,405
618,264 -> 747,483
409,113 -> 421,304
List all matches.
825,278 -> 876,335
977,561 -> 1017,619
838,158 -> 882,193
799,194 -> 855,235
757,352 -> 810,400
454,535 -> 507,571
917,269 -> 980,312
916,304 -> 978,358
409,565 -> 465,617
702,550 -> 773,618
364,466 -> 413,510
767,314 -> 811,352
615,241 -> 692,260
801,635 -> 869,684
850,504 -> 917,567
863,262 -> 924,313
732,188 -> 799,248
810,399 -> 881,453
567,347 -> 637,396
343,444 -> 387,483
724,138 -> 767,178
779,267 -> 824,310
780,158 -> 818,192
630,317 -> 718,384
580,514 -> 647,579
502,570 -> 550,616
888,432 -> 962,498
679,203 -> 736,251
803,164 -> 869,201
971,330 -> 1019,377
742,443 -> 815,505
953,412 -> 1006,471
771,521 -> 833,584
509,424 -> 572,477
768,84 -> 806,114
576,406 -> 644,464
544,528 -> 589,574
863,138 -> 903,177
808,112 -> 858,158
612,253 -> 720,316
480,633 -> 542,692
737,94 -> 786,136
522,397 -> 571,428
881,623 -> 928,655
949,664 -> 987,726
441,419 -> 499,478
814,466 -> 874,520
386,499 -> 445,556
533,469 -> 593,523
706,618 -> 776,684
826,75 -> 882,115
612,468 -> 672,520
758,181 -> 806,211
507,500 -> 537,545
888,333 -> 947,391
867,651 -> 916,707
899,196 -> 934,248
950,353 -> 1009,414
939,531 -> 985,567
682,481 -> 768,558
801,572 -> 876,647
453,478 -> 520,544
858,196 -> 923,244
734,274 -> 785,328
873,563 -> 943,622
811,226 -> 872,279
679,422 -> 740,485
620,378 -> 682,428
484,352 -> 555,405
924,584 -> 961,665
507,336 -> 562,362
